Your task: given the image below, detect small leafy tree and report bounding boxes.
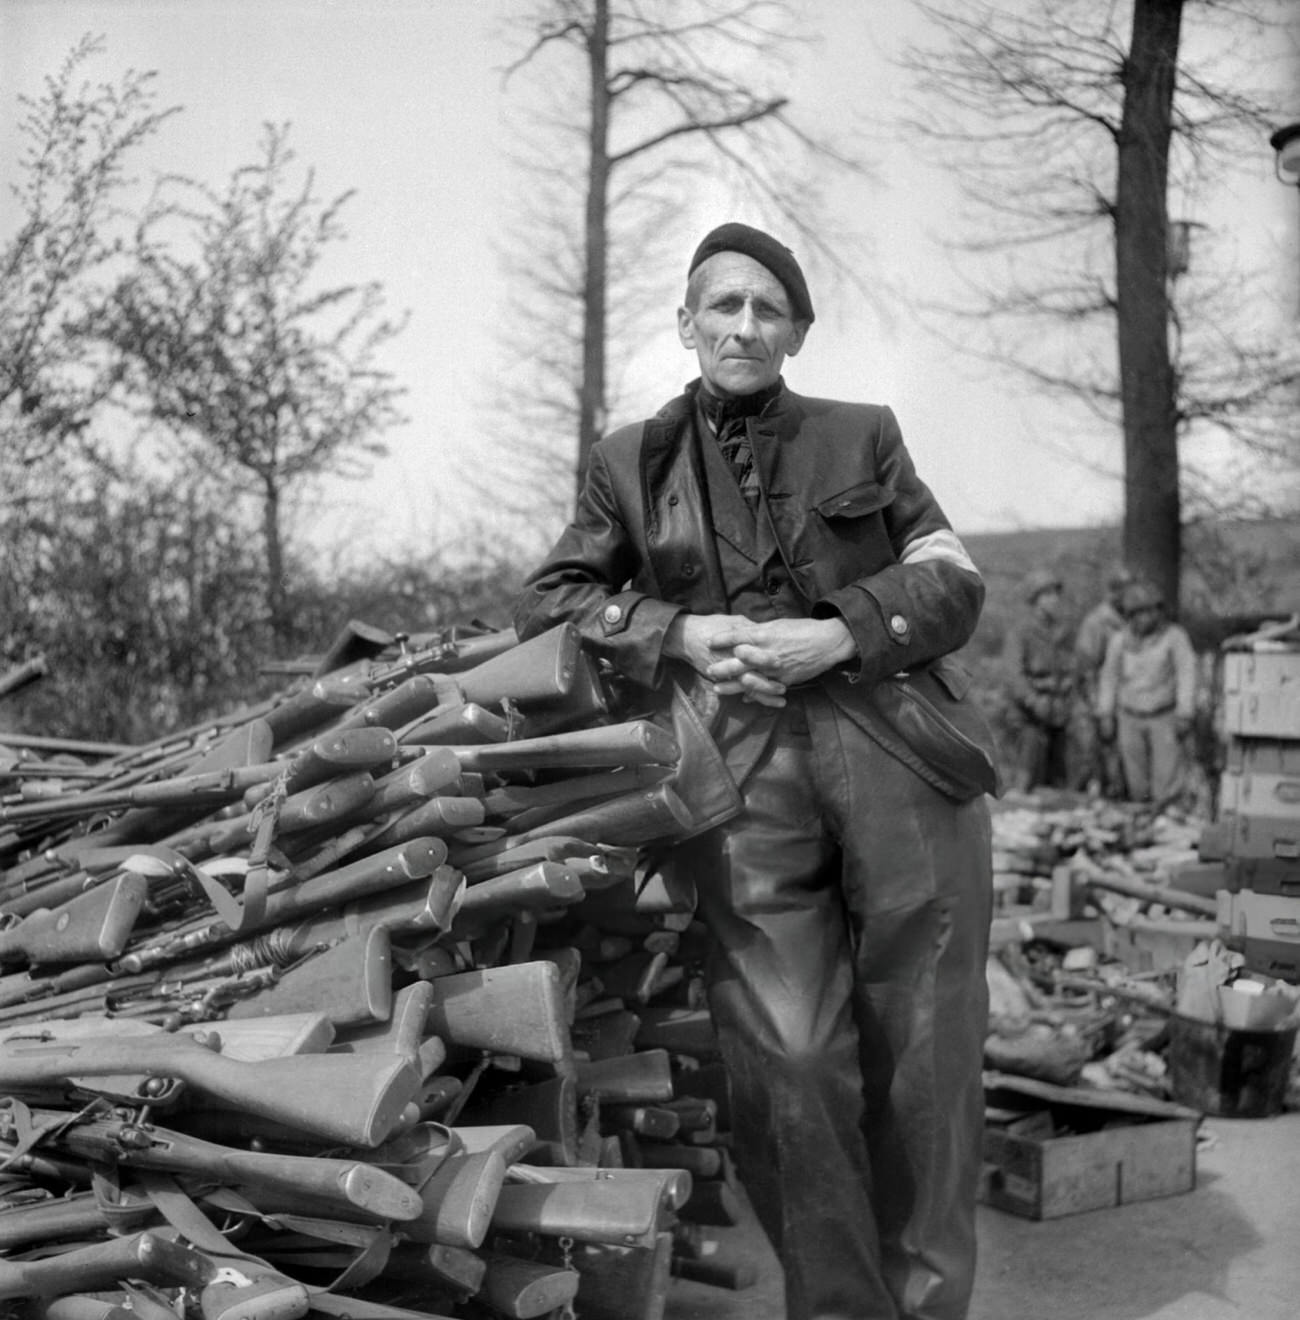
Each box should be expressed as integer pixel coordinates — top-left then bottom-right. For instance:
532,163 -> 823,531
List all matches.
100,123 -> 408,647
0,35 -> 177,483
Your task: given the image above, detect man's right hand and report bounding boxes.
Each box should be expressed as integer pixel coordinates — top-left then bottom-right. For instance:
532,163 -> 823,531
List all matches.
663,614 -> 788,707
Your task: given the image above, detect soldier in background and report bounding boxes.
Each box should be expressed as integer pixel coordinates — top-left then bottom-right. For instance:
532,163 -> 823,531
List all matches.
1074,566 -> 1134,796
1096,580 -> 1198,808
1003,568 -> 1076,792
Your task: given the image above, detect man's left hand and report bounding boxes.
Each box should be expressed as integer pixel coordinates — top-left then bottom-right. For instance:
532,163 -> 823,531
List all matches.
704,617 -> 858,692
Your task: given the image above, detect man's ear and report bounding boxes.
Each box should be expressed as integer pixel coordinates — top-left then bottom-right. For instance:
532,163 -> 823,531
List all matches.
677,306 -> 697,350
786,322 -> 809,358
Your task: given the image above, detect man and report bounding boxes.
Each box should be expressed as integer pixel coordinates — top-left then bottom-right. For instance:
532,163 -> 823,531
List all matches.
515,222 -> 997,1320
1096,580 -> 1197,808
1002,568 -> 1075,793
1074,566 -> 1134,796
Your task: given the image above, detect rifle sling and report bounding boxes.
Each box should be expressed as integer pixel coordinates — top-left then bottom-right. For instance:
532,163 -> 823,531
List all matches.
202,1189 -> 394,1290
139,1171 -> 389,1294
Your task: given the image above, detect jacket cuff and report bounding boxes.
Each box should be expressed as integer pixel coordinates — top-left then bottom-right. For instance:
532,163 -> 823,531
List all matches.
813,584 -> 911,684
594,593 -> 685,689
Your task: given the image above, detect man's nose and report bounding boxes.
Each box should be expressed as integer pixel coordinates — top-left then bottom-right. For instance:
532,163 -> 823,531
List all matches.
732,302 -> 759,340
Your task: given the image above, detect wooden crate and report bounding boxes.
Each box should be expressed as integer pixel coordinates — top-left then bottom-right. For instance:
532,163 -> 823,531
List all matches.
1219,739 -> 1300,862
981,1074 -> 1199,1220
1222,649 -> 1300,740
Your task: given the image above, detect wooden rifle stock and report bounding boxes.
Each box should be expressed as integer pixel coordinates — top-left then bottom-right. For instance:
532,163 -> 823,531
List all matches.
379,1241 -> 488,1293
1076,857 -> 1219,918
406,1147 -> 507,1247
0,728 -> 399,825
452,862 -> 586,935
353,628 -> 580,744
426,961 -> 573,1067
401,702 -> 510,747
492,1167 -> 689,1248
262,676 -> 361,746
456,836 -> 601,884
356,794 -> 487,855
366,626 -> 519,688
339,747 -> 465,819
576,1048 -> 675,1103
508,783 -> 692,849
0,1030 -> 418,1147
225,924 -> 393,1028
0,1230 -> 218,1299
451,784 -> 690,871
0,1192 -> 117,1250
336,673 -> 457,735
445,720 -> 678,773
452,625 -> 580,708
274,865 -> 465,948
254,838 -> 449,930
42,1299 -> 162,1320
484,764 -> 670,828
0,872 -> 148,965
562,1231 -> 674,1320
10,1106 -> 423,1222
192,770 -> 378,856
330,979 -> 437,1072
83,720 -> 274,847
480,1252 -> 582,1318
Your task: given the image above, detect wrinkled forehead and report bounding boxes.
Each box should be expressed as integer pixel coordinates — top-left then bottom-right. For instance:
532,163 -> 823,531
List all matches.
689,251 -> 793,312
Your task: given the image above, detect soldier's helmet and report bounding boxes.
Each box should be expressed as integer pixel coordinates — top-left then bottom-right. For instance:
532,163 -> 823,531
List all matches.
1022,568 -> 1063,604
1121,581 -> 1163,617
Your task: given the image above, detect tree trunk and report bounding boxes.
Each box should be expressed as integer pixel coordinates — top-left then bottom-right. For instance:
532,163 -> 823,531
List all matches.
262,475 -> 288,648
1116,0 -> 1184,612
576,0 -> 611,513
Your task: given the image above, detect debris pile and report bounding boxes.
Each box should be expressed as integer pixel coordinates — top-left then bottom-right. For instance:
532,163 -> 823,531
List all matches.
0,622 -> 747,1318
985,793 -> 1299,1111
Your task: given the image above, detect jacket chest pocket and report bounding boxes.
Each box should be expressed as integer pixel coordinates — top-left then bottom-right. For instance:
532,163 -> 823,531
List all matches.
810,480 -> 896,570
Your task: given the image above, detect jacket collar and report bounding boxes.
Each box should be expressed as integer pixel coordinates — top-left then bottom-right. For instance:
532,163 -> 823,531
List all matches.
646,378 -> 800,477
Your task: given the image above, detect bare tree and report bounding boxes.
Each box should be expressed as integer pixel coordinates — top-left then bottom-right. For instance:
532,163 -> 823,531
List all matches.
0,35 -> 178,486
900,0 -> 1294,609
99,124 -> 408,647
499,0 -> 871,515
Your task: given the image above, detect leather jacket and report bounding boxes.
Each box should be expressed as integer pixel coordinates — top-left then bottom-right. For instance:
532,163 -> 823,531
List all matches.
515,382 -> 998,800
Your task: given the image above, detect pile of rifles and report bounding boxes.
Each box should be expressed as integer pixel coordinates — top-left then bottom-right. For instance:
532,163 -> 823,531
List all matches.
0,623 -> 749,1320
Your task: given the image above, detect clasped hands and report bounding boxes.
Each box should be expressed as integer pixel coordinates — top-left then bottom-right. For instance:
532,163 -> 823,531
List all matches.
664,613 -> 858,708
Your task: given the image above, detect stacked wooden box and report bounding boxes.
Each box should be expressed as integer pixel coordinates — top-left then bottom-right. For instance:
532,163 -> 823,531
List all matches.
1211,624 -> 1300,983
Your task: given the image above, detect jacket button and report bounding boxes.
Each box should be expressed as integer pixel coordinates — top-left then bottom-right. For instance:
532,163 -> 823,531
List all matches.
765,576 -> 783,595
602,604 -> 623,624
668,494 -> 679,506
890,613 -> 909,636
681,564 -> 697,579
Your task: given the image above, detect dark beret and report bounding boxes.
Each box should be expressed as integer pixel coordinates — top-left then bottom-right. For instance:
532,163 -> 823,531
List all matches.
688,222 -> 815,324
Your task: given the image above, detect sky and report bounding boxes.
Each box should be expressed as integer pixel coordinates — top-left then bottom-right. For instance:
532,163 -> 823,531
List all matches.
2,0 -> 1297,563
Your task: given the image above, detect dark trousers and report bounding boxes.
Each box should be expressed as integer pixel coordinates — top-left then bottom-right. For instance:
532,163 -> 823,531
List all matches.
677,694 -> 993,1320
1009,716 -> 1070,792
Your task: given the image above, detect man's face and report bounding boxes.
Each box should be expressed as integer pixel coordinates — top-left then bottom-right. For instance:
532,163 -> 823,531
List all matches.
677,252 -> 807,398
1033,587 -> 1063,622
1130,605 -> 1160,637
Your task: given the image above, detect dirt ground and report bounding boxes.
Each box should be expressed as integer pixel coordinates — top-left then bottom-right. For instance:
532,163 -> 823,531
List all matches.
663,1109 -> 1300,1320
